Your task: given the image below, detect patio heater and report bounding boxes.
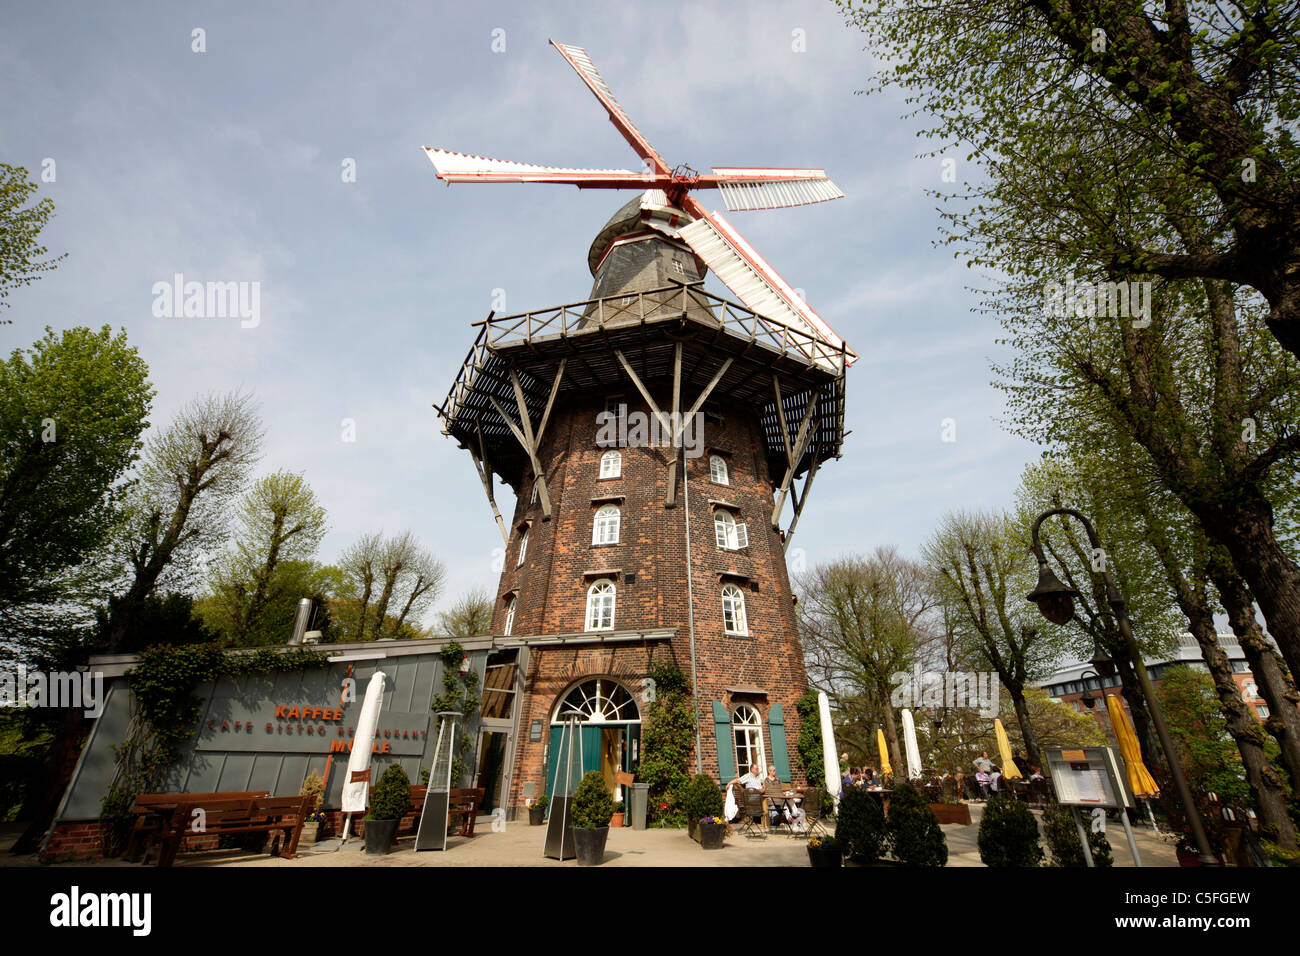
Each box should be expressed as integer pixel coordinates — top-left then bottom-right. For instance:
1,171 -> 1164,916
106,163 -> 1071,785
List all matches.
415,711 -> 462,851
544,710 -> 585,861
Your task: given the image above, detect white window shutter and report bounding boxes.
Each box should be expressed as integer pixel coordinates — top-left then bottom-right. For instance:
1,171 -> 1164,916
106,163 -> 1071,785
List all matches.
735,523 -> 748,549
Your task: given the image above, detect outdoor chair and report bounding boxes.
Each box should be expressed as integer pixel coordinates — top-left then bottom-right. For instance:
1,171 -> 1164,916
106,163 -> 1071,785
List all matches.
764,789 -> 793,836
738,789 -> 767,838
798,787 -> 828,840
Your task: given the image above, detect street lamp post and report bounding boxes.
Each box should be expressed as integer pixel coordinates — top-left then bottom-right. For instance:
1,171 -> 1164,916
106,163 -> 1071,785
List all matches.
1026,507 -> 1219,865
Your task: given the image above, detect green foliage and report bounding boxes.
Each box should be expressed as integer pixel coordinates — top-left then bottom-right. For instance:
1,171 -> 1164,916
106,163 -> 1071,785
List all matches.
1042,801 -> 1113,867
436,587 -> 494,637
97,592 -> 217,655
0,325 -> 152,631
0,163 -> 66,324
637,662 -> 694,817
837,786 -> 889,862
367,763 -> 412,821
300,770 -> 324,814
681,774 -> 724,822
1157,665 -> 1251,809
794,688 -> 825,789
571,770 -> 615,829
430,642 -> 480,785
978,794 -> 1045,867
886,781 -> 947,866
533,794 -> 548,811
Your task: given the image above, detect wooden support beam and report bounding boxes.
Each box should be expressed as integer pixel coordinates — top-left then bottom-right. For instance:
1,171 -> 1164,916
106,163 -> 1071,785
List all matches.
783,449 -> 820,551
613,349 -> 672,437
771,387 -> 821,528
666,342 -> 683,507
682,357 -> 733,422
773,375 -> 792,465
489,384 -> 553,520
535,358 -> 567,448
473,420 -> 509,546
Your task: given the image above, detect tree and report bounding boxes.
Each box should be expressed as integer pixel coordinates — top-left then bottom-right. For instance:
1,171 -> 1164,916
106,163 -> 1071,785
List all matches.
837,0 -> 1300,358
1157,665 -> 1254,821
104,390 -> 263,651
923,511 -> 1065,766
201,471 -> 328,644
437,587 -> 494,637
840,0 -> 1300,692
335,531 -> 444,641
0,326 -> 152,651
0,163 -> 66,326
797,548 -> 937,776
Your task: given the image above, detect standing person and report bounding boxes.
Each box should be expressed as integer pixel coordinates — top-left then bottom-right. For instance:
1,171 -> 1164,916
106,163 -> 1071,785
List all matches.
973,751 -> 993,774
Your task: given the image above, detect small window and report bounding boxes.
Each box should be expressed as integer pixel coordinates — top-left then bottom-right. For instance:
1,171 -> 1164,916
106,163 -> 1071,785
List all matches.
503,597 -> 516,636
585,579 -> 616,631
593,504 -> 621,545
1257,704 -> 1270,718
709,455 -> 729,485
517,527 -> 529,567
530,479 -> 540,505
714,510 -> 748,550
722,583 -> 748,635
600,449 -> 622,479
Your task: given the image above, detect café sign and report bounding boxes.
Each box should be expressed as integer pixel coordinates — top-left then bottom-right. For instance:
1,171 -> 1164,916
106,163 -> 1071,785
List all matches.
196,697 -> 431,756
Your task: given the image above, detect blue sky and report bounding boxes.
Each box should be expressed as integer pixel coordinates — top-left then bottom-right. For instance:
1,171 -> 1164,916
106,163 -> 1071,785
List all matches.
1,0 -> 1041,628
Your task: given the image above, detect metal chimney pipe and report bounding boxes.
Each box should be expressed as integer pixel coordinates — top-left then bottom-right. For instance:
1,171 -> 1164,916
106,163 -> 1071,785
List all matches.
288,598 -> 313,645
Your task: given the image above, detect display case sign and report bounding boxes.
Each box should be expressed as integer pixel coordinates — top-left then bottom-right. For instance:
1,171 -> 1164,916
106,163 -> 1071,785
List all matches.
1043,746 -> 1130,808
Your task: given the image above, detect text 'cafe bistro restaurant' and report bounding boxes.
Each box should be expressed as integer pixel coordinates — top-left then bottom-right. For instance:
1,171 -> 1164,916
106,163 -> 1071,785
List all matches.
44,629 -> 690,860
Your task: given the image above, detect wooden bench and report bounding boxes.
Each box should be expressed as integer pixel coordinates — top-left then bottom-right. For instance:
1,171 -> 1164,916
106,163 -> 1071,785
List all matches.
448,788 -> 485,837
153,794 -> 312,867
408,785 -> 428,832
126,791 -> 269,862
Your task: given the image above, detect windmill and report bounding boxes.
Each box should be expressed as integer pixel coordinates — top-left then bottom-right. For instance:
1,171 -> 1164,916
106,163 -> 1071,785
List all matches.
429,41 -> 854,805
424,39 -> 855,363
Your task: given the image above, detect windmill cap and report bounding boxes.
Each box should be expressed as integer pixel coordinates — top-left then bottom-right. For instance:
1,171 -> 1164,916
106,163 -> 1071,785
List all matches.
587,190 -> 695,276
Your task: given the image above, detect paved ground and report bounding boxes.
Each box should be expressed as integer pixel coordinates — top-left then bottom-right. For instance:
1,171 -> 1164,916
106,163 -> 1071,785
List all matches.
3,803 -> 1180,867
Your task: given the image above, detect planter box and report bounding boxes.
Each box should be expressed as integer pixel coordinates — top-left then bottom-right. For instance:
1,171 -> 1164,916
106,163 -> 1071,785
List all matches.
700,821 -> 725,850
928,803 -> 971,825
573,826 -> 609,866
363,818 -> 399,855
528,806 -> 546,826
611,813 -> 625,828
300,822 -> 320,844
808,844 -> 843,868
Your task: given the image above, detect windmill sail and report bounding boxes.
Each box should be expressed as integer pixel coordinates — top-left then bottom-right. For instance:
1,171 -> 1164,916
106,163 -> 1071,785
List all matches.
424,148 -> 645,186
712,168 -> 845,211
677,202 -> 854,360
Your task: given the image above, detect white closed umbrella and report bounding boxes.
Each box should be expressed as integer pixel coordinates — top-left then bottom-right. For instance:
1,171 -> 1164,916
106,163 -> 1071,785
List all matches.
818,691 -> 842,804
340,670 -> 386,842
901,708 -> 923,780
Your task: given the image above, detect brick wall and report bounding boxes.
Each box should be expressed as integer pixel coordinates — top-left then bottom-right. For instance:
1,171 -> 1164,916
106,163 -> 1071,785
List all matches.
491,388 -> 810,809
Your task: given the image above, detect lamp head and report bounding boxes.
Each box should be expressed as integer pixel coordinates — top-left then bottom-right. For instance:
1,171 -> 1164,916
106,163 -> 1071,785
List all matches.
1026,563 -> 1079,625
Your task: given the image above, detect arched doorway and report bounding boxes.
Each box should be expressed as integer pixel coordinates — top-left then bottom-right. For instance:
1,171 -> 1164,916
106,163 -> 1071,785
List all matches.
547,678 -> 642,801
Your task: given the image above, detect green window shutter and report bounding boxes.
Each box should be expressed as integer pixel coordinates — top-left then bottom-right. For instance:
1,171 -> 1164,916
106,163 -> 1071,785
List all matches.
712,701 -> 735,781
767,703 -> 791,782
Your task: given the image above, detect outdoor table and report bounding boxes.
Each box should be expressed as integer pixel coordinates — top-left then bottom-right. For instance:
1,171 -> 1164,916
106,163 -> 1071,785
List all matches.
765,791 -> 804,833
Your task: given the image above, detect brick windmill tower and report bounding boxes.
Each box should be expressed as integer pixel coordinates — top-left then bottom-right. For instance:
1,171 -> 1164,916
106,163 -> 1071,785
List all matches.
429,41 -> 855,815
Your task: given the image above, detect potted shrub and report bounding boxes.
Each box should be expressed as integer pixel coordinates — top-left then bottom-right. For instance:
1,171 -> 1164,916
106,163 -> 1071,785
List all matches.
570,770 -> 615,866
1042,801 -> 1113,867
299,770 -> 325,844
807,834 -> 842,867
528,794 -> 548,826
682,774 -> 724,842
837,786 -> 889,864
886,781 -> 948,866
363,764 -> 411,855
977,794 -> 1044,867
611,800 -> 625,828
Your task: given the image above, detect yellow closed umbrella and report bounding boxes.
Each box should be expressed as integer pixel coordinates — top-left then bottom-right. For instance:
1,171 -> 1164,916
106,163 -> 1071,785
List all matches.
1106,694 -> 1159,798
994,719 -> 1022,780
877,729 -> 892,776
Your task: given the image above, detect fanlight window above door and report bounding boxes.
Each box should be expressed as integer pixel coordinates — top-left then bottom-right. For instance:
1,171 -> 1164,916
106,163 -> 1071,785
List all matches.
552,678 -> 640,724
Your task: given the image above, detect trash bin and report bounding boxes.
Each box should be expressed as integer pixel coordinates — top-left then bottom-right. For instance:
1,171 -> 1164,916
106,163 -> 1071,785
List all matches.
629,783 -> 650,830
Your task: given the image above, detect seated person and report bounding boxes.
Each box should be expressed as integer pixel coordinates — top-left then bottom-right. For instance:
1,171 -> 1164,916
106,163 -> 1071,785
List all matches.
975,768 -> 990,796
732,762 -> 765,790
842,766 -> 856,791
989,766 -> 1002,793
764,764 -> 806,831
1028,766 -> 1045,782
